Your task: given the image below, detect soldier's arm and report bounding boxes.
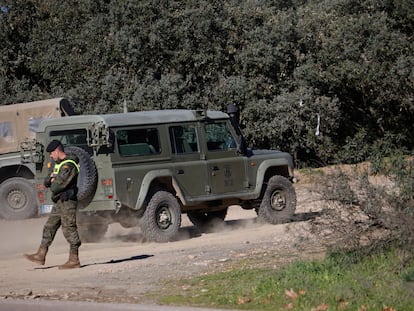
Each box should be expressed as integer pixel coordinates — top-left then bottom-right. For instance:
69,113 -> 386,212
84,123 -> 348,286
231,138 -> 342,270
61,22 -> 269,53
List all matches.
44,165 -> 56,188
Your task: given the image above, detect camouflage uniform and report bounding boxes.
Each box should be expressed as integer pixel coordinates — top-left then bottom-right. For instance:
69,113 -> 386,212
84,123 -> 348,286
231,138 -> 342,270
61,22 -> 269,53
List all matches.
41,153 -> 81,251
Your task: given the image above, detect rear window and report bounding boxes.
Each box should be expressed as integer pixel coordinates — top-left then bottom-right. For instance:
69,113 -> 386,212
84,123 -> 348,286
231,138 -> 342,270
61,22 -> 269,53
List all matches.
49,129 -> 93,155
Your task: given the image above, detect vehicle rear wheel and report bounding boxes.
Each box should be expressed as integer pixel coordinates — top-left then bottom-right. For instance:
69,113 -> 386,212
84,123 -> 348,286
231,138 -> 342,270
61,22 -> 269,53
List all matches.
258,175 -> 296,224
187,208 -> 228,232
0,177 -> 38,220
140,191 -> 181,243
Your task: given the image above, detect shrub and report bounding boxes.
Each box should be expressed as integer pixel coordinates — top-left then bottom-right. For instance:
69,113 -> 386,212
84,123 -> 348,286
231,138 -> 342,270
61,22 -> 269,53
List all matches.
311,152 -> 413,262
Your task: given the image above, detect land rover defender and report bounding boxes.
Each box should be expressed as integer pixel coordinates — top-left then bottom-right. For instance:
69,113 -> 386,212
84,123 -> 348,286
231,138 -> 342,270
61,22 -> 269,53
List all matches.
29,107 -> 296,242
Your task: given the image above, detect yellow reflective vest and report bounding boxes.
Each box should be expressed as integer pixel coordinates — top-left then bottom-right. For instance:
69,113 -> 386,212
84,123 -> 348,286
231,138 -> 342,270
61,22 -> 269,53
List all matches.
52,159 -> 80,175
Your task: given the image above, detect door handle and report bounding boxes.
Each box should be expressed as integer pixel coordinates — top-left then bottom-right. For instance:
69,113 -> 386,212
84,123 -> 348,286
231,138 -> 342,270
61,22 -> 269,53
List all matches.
126,178 -> 133,191
177,169 -> 184,174
212,166 -> 220,171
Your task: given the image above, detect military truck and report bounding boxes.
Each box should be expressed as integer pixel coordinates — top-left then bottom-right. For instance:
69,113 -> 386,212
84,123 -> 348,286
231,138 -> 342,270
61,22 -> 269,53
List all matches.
30,106 -> 297,242
0,98 -> 75,219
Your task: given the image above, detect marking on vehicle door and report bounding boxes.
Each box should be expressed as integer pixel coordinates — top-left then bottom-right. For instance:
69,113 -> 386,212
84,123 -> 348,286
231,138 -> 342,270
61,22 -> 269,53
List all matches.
224,166 -> 233,187
224,166 -> 231,178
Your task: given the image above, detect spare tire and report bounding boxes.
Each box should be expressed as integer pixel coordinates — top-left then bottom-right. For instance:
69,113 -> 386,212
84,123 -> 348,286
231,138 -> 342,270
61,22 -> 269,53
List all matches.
65,146 -> 98,209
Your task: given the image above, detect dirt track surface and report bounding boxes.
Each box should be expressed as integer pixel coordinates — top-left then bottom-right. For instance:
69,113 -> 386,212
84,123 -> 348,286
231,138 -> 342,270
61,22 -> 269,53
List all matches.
0,182 -> 324,304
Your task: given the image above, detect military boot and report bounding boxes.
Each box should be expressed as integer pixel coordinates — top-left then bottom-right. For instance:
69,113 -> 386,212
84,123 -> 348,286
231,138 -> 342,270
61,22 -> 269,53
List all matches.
24,245 -> 48,265
58,249 -> 81,269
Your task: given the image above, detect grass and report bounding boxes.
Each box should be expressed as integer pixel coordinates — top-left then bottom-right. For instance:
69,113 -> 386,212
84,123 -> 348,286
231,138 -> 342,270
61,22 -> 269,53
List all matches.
156,249 -> 414,310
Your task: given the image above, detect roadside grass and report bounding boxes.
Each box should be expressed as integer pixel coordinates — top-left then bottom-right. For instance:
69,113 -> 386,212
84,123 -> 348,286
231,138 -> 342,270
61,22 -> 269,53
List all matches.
157,249 -> 414,310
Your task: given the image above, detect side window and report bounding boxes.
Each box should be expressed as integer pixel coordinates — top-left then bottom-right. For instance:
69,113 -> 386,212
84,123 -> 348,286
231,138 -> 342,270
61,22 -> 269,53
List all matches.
117,128 -> 160,156
169,125 -> 199,154
0,121 -> 14,147
28,117 -> 46,133
0,121 -> 13,137
205,122 -> 236,151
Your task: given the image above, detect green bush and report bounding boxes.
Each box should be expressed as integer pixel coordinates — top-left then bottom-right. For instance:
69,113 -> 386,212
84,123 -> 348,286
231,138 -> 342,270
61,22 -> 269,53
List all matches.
1,0 -> 413,165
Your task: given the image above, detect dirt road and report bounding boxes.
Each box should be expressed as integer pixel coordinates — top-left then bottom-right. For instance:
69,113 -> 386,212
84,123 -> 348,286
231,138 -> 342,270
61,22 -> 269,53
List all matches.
0,183 -> 324,304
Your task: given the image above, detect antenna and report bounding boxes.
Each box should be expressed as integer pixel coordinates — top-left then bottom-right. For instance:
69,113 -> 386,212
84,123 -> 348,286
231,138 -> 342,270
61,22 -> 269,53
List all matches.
123,99 -> 127,113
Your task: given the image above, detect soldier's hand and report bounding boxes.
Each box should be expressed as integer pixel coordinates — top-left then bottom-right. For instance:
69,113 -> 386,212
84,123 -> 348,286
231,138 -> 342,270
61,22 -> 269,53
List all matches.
60,191 -> 69,202
44,178 -> 52,188
52,194 -> 59,203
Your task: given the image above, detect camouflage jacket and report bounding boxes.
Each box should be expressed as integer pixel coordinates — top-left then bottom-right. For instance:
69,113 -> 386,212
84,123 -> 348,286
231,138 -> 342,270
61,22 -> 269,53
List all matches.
46,153 -> 80,200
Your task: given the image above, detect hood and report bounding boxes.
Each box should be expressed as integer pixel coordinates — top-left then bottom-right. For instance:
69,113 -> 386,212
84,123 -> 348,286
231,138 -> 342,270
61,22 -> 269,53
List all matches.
250,149 -> 295,169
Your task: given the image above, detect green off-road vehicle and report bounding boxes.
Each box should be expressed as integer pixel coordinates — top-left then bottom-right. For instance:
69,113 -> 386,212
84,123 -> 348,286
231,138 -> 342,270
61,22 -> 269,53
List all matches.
28,106 -> 297,242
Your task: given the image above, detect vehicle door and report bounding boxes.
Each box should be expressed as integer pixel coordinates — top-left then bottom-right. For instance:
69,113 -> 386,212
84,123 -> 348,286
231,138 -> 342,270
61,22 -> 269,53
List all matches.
203,121 -> 247,195
113,126 -> 163,208
169,124 -> 209,198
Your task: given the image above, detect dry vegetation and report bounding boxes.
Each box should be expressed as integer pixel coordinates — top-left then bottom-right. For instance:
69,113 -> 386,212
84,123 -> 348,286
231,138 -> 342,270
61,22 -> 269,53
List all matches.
308,159 -> 414,261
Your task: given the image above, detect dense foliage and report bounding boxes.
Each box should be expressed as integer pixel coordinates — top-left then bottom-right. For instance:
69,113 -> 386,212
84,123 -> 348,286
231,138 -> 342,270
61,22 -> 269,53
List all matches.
1,0 -> 413,165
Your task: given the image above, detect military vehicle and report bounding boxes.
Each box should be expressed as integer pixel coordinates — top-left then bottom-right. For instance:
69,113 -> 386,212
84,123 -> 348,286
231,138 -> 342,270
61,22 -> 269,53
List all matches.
0,98 -> 75,220
29,105 -> 297,242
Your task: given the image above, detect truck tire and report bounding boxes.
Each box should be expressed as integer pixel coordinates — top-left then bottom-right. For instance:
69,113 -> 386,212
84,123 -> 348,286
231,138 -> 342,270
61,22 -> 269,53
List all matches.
65,146 -> 98,208
140,191 -> 181,243
258,175 -> 296,224
0,177 -> 38,220
187,208 -> 228,232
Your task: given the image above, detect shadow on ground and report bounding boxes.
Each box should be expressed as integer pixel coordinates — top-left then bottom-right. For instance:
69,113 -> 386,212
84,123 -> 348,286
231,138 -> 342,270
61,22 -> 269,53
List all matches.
33,254 -> 154,270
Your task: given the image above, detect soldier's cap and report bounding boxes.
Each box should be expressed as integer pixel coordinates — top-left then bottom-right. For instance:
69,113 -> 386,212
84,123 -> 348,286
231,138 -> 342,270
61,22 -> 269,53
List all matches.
46,140 -> 63,153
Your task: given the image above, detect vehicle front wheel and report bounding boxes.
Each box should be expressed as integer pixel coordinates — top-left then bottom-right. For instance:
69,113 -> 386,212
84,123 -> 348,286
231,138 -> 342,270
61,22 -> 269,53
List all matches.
258,175 -> 296,224
140,191 -> 181,242
0,177 -> 38,220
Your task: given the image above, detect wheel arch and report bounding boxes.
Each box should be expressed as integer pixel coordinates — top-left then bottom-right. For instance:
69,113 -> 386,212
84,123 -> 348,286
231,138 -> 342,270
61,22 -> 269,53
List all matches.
255,160 -> 293,198
0,165 -> 34,184
134,169 -> 186,211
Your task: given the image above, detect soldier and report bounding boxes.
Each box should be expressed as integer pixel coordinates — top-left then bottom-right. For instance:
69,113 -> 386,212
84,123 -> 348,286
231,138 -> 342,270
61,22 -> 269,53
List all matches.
24,140 -> 82,269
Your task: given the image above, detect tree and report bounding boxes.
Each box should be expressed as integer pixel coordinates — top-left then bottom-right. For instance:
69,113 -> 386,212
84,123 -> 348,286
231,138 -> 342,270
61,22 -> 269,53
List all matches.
1,0 -> 412,165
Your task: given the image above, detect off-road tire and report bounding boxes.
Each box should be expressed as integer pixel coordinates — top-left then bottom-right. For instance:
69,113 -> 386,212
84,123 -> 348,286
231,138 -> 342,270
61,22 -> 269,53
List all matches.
187,208 -> 228,232
0,177 -> 38,220
65,146 -> 98,208
258,175 -> 296,224
140,191 -> 181,243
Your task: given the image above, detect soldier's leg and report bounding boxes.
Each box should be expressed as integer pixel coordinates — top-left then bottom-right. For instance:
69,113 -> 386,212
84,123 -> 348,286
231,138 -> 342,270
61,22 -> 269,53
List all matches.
60,200 -> 81,249
24,204 -> 61,265
41,204 -> 62,248
59,200 -> 81,269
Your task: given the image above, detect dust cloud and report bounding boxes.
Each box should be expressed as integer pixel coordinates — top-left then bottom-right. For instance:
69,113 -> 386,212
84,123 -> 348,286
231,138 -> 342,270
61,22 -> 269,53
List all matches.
0,217 -> 67,259
0,206 -> 258,259
103,206 -> 258,243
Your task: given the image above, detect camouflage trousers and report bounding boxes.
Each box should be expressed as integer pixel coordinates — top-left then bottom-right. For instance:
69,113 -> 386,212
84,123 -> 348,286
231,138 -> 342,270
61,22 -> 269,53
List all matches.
41,200 -> 81,251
